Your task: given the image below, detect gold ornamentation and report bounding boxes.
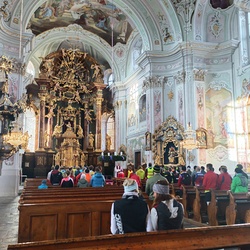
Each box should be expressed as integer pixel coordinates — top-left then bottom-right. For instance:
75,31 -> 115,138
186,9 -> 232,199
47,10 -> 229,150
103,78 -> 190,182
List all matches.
168,90 -> 174,101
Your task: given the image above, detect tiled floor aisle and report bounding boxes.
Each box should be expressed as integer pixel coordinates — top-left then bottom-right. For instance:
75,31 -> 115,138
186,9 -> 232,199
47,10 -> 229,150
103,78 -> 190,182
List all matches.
0,195 -> 19,250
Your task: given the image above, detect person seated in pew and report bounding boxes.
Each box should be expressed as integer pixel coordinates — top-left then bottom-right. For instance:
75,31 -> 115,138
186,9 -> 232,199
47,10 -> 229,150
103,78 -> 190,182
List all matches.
177,166 -> 192,187
77,174 -> 90,188
110,178 -> 152,234
90,166 -> 106,187
194,166 -> 204,187
231,167 -> 248,193
38,179 -> 48,189
217,165 -> 232,190
202,163 -> 218,204
146,165 -> 167,200
136,165 -> 145,180
162,166 -> 174,184
50,165 -> 63,185
151,180 -> 184,231
236,164 -> 248,179
129,170 -> 142,189
60,170 -> 74,188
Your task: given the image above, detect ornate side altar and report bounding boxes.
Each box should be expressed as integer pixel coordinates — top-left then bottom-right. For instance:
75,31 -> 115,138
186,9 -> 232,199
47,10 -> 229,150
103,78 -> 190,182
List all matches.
152,116 -> 185,166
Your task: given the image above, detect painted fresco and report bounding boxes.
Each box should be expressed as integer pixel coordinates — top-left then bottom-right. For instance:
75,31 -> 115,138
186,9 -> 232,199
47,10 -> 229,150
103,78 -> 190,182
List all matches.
28,0 -> 133,45
154,91 -> 161,129
206,88 -> 234,148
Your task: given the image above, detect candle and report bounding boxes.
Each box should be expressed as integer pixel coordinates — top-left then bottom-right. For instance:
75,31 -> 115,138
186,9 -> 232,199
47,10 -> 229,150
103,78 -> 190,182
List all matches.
101,152 -> 104,156
108,153 -> 110,156
120,152 -> 123,155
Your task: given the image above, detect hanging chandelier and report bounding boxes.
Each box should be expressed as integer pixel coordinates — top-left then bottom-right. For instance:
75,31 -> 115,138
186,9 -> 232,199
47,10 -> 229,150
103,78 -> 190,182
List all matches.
3,120 -> 29,150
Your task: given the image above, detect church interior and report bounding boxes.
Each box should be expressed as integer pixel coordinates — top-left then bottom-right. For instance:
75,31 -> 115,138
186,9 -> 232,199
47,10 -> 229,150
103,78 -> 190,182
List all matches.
0,0 -> 250,197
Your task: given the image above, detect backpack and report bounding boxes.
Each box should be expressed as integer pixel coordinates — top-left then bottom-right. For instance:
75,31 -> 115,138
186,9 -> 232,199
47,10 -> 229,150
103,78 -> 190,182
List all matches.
181,172 -> 191,185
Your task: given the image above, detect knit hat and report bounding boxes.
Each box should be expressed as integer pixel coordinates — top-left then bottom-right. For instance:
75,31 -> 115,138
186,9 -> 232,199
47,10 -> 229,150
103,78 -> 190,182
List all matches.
153,165 -> 161,173
123,179 -> 138,193
236,164 -> 243,170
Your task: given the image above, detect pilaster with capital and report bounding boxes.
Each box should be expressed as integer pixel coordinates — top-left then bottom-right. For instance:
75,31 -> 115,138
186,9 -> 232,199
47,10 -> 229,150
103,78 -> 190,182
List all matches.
143,76 -> 166,133
36,78 -> 50,150
95,93 -> 103,151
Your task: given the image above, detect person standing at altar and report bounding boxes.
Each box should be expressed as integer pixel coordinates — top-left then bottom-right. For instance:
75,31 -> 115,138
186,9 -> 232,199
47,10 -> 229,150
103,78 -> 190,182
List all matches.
114,164 -> 123,178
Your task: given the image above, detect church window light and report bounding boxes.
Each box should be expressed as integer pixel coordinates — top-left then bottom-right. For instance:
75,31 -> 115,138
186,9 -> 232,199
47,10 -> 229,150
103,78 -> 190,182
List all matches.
107,73 -> 114,86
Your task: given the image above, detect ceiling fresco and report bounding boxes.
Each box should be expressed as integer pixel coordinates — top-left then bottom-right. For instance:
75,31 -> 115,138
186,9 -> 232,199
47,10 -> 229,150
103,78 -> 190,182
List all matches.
28,0 -> 134,46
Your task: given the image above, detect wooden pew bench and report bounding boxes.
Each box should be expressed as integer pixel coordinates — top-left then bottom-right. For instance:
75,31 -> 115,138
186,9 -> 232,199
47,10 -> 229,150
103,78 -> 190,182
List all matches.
193,187 -> 207,223
21,186 -> 125,196
207,189 -> 229,226
18,200 -> 113,243
9,224 -> 250,250
226,191 -> 250,225
19,193 -> 124,204
182,185 -> 196,218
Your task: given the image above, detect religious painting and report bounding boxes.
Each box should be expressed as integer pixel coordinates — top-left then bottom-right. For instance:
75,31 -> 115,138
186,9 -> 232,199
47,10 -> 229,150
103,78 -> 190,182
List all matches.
164,142 -> 179,165
28,0 -> 134,46
196,128 -> 207,149
139,94 -> 146,123
145,131 -> 151,151
206,87 -> 233,147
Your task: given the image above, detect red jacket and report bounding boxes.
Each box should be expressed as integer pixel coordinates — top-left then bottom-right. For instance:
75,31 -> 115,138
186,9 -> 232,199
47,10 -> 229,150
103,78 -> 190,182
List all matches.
130,173 -> 141,188
217,172 -> 232,190
202,171 -> 218,190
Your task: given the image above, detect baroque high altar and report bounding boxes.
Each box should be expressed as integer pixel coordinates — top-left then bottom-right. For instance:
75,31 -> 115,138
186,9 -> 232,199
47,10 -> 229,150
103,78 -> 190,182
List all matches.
33,49 -> 108,168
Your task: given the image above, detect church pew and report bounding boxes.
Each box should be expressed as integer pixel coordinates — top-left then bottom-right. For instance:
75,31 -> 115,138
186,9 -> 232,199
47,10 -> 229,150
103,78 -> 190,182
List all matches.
226,191 -> 250,225
18,200 -> 114,243
192,187 -> 207,223
21,186 -> 125,195
9,224 -> 250,250
19,193 -> 124,204
182,185 -> 196,218
207,189 -> 229,226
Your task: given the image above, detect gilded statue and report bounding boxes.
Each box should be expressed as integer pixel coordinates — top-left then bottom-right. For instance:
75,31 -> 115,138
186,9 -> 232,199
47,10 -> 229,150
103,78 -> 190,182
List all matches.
44,130 -> 50,147
77,125 -> 84,138
88,132 -> 94,148
91,64 -> 102,79
53,123 -> 63,136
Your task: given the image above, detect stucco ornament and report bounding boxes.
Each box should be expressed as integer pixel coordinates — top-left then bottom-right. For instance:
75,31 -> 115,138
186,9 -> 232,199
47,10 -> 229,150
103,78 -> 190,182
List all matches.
209,12 -> 223,38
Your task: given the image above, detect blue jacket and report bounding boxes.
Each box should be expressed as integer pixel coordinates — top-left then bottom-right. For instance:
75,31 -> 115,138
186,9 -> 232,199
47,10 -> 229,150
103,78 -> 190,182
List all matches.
38,183 -> 48,189
91,172 -> 105,187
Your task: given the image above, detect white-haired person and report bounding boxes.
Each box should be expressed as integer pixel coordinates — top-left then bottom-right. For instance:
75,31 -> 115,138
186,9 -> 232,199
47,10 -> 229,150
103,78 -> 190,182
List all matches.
110,178 -> 152,234
151,179 -> 184,231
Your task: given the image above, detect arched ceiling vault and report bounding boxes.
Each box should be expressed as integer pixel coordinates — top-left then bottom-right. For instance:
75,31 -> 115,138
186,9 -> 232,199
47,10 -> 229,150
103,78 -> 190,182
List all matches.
9,0 -> 182,81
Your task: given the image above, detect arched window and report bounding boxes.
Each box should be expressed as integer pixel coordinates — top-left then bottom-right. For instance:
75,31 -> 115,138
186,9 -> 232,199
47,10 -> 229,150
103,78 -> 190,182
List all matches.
108,73 -> 114,86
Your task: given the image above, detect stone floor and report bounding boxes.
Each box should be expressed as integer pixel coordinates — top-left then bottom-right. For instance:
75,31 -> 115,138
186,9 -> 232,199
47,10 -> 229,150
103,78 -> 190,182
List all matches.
0,195 -> 19,250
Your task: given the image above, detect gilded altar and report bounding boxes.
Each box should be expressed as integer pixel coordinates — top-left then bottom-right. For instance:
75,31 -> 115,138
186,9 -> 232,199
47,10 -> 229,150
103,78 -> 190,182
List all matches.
34,49 -> 108,167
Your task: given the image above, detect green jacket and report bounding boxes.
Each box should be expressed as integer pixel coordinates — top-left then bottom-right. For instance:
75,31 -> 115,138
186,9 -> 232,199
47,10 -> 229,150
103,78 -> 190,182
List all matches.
145,173 -> 166,200
231,173 -> 248,193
